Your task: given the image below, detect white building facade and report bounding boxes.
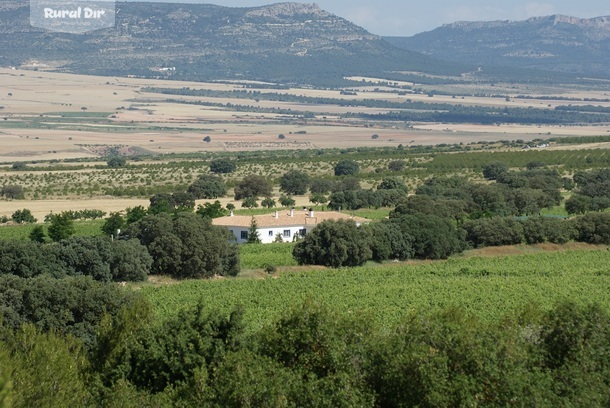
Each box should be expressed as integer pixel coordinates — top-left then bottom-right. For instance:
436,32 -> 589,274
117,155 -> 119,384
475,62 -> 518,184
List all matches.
212,209 -> 370,244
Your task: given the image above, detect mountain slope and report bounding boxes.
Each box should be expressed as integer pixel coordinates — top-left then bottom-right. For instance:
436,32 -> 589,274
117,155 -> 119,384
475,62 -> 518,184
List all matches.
0,1 -> 460,85
385,15 -> 610,78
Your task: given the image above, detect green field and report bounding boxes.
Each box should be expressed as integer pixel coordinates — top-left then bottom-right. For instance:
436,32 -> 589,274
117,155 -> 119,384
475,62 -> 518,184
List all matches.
0,219 -> 104,241
142,248 -> 610,334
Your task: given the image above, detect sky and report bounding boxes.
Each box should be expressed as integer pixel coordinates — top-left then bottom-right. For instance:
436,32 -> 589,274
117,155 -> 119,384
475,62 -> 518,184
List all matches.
124,0 -> 610,36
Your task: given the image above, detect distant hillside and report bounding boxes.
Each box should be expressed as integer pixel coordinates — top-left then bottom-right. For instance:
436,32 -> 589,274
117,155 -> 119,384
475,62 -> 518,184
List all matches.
385,15 -> 610,79
0,1 -> 460,85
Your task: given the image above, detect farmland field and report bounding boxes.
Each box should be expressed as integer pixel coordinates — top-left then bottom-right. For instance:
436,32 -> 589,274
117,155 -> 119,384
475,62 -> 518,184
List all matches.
141,247 -> 610,334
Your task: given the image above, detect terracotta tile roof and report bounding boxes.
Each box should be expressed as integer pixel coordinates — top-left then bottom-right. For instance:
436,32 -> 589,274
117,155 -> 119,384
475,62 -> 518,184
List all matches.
212,210 -> 371,228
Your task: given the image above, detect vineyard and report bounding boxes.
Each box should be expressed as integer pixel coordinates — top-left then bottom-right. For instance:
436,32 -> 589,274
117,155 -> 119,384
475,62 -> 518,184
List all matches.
141,248 -> 610,334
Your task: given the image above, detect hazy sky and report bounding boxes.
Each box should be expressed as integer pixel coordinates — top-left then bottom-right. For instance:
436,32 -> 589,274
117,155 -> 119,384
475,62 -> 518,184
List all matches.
125,1 -> 610,36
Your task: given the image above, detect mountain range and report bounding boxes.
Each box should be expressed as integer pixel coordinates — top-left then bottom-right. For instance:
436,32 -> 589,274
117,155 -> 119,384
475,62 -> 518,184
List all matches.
1,1 -> 610,84
386,15 -> 610,78
0,1 -> 456,86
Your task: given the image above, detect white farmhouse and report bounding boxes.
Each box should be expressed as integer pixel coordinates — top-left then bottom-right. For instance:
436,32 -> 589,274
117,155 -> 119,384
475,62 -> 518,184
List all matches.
212,209 -> 371,244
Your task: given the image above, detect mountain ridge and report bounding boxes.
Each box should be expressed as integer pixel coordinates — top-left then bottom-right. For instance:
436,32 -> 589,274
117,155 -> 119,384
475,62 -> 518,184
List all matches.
0,1 -> 459,85
385,14 -> 610,78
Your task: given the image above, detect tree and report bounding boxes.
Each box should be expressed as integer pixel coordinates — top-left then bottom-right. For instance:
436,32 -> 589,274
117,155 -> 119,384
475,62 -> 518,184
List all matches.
196,201 -> 228,219
246,218 -> 262,244
573,212 -> 610,244
242,196 -> 259,210
11,209 -> 36,224
280,170 -> 310,195
1,185 -> 24,199
172,192 -> 196,212
188,175 -> 227,199
462,217 -> 524,248
234,175 -> 272,200
12,162 -> 27,171
482,162 -> 509,180
261,197 -> 276,209
293,220 -> 372,267
309,193 -> 327,208
126,213 -> 239,278
203,135 -> 211,143
388,160 -> 406,172
377,177 -> 408,192
334,160 -> 360,176
310,178 -> 334,194
390,214 -> 464,259
209,158 -> 236,174
102,212 -> 125,237
107,156 -> 127,168
47,212 -> 75,242
125,206 -> 148,225
29,225 -> 46,243
279,195 -> 296,208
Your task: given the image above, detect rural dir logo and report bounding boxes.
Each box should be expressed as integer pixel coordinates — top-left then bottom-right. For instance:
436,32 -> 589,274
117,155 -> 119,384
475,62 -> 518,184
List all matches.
30,0 -> 115,34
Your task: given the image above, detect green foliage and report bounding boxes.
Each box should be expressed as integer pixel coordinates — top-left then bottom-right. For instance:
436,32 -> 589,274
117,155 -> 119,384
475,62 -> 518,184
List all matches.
241,196 -> 259,209
279,194 -> 296,208
122,303 -> 244,393
126,213 -> 239,278
260,197 -> 276,209
377,177 -> 408,192
483,161 -> 509,180
196,200 -> 228,219
234,175 -> 273,200
11,209 -> 36,224
0,274 -> 139,347
1,185 -> 24,200
11,162 -> 27,171
388,160 -> 406,172
390,214 -> 465,259
101,212 -> 125,237
334,159 -> 360,176
47,212 -> 75,242
209,158 -> 236,174
279,169 -> 310,195
573,212 -> 610,244
125,206 -> 148,224
2,324 -> 91,407
293,220 -> 372,267
107,156 -> 127,168
246,218 -> 262,244
463,217 -> 524,248
187,174 -> 227,199
28,225 -> 46,243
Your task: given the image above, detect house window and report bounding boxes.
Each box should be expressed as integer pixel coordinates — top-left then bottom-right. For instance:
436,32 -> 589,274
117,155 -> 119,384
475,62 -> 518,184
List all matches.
269,231 -> 274,237
240,231 -> 248,240
283,229 -> 291,238
299,229 -> 307,237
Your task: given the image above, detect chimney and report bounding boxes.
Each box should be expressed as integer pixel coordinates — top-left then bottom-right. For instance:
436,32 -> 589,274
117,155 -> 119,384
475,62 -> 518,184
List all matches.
290,208 -> 294,217
230,211 -> 234,217
308,208 -> 314,218
274,211 -> 279,219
